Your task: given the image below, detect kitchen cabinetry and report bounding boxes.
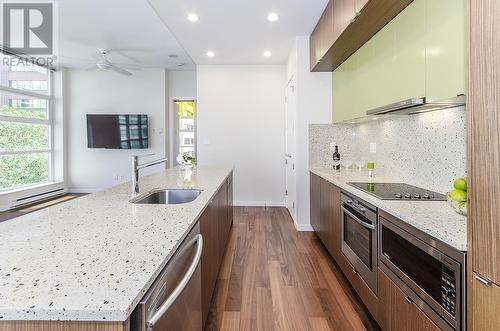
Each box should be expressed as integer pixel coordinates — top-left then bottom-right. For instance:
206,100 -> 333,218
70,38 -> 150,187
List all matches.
355,0 -> 368,13
310,173 -> 321,233
332,0 -> 355,42
200,174 -> 233,326
310,0 -> 413,72
331,0 -> 465,123
310,0 -> 334,70
467,0 -> 500,329
310,173 -> 342,261
377,269 -> 440,331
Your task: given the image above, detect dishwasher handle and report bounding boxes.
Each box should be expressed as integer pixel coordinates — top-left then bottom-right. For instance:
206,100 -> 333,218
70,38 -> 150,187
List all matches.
146,234 -> 203,330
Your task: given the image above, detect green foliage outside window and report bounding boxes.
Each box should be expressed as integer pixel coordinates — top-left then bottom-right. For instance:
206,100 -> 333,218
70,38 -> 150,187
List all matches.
0,105 -> 50,190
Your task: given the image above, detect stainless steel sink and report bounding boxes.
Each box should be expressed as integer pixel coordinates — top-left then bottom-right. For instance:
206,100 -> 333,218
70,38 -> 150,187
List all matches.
130,189 -> 203,205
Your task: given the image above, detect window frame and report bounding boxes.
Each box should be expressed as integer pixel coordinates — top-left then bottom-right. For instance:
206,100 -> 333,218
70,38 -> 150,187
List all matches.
0,70 -> 54,192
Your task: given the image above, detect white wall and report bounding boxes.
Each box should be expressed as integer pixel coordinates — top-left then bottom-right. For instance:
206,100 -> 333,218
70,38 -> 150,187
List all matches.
287,36 -> 332,230
66,68 -> 167,193
167,70 -> 196,97
196,65 -> 286,206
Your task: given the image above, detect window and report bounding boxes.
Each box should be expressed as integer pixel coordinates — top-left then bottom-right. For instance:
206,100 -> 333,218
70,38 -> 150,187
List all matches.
0,56 -> 52,192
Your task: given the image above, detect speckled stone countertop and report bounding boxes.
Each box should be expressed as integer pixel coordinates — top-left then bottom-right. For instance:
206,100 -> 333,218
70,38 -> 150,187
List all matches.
310,167 -> 467,252
0,166 -> 232,321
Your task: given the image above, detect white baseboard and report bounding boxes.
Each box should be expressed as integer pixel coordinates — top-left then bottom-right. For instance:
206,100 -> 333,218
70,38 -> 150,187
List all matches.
294,221 -> 314,232
233,200 -> 286,207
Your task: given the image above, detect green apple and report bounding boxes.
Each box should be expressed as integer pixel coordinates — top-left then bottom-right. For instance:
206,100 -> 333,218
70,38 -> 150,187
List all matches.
449,189 -> 467,203
453,177 -> 467,192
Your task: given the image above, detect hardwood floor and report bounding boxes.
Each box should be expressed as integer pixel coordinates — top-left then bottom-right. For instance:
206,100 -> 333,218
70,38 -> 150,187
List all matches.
205,206 -> 380,331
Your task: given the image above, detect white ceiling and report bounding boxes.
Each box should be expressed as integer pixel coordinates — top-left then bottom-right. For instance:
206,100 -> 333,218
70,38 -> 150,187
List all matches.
147,0 -> 329,65
57,0 -> 195,70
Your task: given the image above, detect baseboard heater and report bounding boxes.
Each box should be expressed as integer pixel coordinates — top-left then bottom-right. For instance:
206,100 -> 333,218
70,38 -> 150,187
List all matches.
11,188 -> 65,209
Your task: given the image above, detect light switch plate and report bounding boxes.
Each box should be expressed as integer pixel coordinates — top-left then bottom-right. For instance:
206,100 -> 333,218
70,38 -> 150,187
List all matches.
369,142 -> 377,153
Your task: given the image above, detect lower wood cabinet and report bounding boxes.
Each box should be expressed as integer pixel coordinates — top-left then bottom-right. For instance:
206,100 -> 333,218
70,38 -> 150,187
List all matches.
470,272 -> 500,330
200,174 -> 233,326
310,173 -> 342,261
310,172 -> 440,330
377,269 -> 440,331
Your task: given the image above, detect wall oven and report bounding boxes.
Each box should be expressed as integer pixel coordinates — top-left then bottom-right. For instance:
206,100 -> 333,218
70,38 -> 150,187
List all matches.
379,211 -> 466,331
341,192 -> 378,294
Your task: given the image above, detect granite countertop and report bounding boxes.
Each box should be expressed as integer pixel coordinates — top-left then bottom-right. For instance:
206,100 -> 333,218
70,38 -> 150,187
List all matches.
310,167 -> 467,252
0,165 -> 232,322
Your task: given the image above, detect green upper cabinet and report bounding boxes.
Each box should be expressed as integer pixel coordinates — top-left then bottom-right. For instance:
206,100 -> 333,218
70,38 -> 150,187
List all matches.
425,0 -> 465,101
332,0 -> 465,123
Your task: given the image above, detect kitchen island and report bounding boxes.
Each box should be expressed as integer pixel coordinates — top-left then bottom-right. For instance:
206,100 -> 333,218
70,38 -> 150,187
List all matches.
0,165 -> 233,329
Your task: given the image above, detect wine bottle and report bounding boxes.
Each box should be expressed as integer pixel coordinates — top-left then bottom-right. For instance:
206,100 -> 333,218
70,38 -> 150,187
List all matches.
332,145 -> 341,170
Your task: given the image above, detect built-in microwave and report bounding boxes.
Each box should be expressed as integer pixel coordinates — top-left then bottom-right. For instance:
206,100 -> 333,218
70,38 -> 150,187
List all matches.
379,211 -> 466,331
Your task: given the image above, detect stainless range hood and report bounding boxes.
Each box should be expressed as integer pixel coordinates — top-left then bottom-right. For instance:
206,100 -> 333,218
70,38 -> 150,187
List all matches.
366,94 -> 465,116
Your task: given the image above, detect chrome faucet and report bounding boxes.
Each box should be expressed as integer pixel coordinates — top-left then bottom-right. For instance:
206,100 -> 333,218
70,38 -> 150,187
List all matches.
132,155 -> 168,196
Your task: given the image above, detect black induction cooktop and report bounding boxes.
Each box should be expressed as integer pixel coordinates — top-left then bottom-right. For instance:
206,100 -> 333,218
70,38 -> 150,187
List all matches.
347,182 -> 447,201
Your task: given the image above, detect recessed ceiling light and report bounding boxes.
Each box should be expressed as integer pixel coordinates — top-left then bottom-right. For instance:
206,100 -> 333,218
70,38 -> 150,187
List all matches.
187,13 -> 199,22
263,51 -> 272,57
267,12 -> 279,22
206,51 -> 215,57
373,117 -> 379,120
168,54 -> 178,58
177,63 -> 185,67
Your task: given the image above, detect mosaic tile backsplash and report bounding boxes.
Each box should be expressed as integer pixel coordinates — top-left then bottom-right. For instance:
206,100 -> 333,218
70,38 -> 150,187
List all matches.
309,107 -> 466,194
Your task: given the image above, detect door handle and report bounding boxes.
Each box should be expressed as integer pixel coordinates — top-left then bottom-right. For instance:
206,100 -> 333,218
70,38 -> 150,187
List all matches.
146,234 -> 203,329
342,207 -> 375,230
475,273 -> 492,286
404,296 -> 413,304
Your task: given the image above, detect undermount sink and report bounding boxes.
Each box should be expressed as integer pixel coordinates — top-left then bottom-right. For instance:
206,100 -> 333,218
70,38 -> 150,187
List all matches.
130,188 -> 203,205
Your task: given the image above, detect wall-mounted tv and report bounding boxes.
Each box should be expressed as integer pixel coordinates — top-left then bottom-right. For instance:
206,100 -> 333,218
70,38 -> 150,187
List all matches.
86,114 -> 149,149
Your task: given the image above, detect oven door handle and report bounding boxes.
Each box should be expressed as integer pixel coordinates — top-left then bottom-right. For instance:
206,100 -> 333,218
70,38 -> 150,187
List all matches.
342,206 -> 375,230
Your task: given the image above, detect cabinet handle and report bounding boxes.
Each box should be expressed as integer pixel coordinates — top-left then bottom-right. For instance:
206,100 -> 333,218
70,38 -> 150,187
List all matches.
404,296 -> 413,304
352,268 -> 358,275
475,274 -> 492,286
355,11 -> 361,17
350,18 -> 356,23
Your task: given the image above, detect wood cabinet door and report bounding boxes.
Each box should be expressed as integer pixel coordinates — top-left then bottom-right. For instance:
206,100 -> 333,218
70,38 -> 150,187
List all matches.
310,173 -> 321,233
310,0 -> 334,70
355,0 -> 368,13
468,0 -> 500,285
471,273 -> 500,330
227,174 -> 233,227
377,269 -> 440,331
200,201 -> 217,325
332,0 -> 356,41
320,178 -> 337,257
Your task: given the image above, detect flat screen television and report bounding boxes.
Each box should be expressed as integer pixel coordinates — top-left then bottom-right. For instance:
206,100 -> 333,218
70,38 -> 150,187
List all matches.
86,114 -> 149,149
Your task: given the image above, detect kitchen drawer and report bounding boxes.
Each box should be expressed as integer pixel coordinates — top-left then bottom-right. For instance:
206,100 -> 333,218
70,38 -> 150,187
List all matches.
337,252 -> 378,319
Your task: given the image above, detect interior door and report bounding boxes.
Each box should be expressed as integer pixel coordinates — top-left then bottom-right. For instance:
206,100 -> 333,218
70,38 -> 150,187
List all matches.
285,76 -> 296,221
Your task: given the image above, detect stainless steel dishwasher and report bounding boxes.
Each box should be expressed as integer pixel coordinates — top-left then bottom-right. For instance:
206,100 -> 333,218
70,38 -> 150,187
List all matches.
131,223 -> 203,331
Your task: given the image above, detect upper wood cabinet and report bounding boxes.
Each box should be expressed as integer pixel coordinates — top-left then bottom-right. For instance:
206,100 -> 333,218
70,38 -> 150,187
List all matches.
355,0 -> 369,13
332,0 -> 356,42
310,0 -> 413,72
310,1 -> 334,70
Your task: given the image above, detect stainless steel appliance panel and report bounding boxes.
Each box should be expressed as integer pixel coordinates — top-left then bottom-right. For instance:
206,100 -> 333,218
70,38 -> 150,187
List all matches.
340,192 -> 378,294
131,223 -> 203,331
379,214 -> 465,331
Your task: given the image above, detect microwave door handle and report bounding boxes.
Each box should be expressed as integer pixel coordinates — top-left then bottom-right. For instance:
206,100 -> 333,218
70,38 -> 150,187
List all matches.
342,207 -> 375,230
146,234 -> 203,330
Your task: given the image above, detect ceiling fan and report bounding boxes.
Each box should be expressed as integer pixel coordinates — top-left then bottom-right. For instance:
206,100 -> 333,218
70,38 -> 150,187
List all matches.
85,48 -> 139,76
